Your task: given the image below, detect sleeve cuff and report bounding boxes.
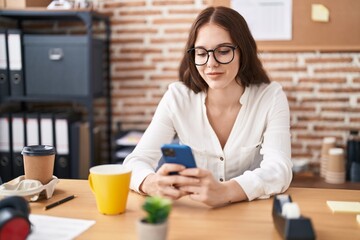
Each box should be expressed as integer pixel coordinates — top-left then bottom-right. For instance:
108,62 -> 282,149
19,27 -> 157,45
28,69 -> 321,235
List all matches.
130,168 -> 155,194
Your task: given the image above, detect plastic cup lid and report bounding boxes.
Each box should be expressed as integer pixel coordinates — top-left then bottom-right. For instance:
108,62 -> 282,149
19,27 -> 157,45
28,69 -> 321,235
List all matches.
21,145 -> 56,156
329,148 -> 344,155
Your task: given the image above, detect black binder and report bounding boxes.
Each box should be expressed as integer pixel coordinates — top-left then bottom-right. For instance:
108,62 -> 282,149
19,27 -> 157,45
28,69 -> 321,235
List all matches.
70,122 -> 80,179
0,113 -> 13,182
11,112 -> 26,178
0,29 -> 10,100
54,112 -> 80,178
8,29 -> 25,97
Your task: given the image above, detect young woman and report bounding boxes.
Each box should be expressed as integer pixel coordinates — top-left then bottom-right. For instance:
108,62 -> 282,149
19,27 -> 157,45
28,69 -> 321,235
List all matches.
123,6 -> 292,207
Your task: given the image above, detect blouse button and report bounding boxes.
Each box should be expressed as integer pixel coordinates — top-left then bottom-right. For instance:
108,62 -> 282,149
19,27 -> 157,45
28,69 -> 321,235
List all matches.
219,178 -> 224,182
219,157 -> 224,161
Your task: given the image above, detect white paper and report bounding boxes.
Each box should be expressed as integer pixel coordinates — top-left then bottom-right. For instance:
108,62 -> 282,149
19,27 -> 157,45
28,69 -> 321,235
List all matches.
231,0 -> 292,40
116,131 -> 143,146
28,214 -> 96,240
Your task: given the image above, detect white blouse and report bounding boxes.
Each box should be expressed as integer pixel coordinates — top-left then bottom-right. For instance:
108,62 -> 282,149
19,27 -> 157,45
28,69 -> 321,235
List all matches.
123,81 -> 292,201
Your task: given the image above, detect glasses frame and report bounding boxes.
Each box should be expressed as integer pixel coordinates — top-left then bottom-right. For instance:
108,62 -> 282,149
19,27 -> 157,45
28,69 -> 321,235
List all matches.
187,45 -> 238,66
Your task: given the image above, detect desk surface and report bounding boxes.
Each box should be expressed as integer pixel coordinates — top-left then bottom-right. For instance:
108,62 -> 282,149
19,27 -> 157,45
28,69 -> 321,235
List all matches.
30,180 -> 360,240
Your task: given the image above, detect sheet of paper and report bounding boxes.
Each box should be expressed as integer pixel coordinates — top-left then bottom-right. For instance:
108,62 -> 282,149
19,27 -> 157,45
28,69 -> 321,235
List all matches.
326,201 -> 360,214
116,131 -> 143,146
231,0 -> 292,40
28,214 -> 96,240
311,4 -> 329,22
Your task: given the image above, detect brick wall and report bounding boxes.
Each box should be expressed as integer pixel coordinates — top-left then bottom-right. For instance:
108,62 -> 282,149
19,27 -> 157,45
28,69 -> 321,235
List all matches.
96,0 -> 360,165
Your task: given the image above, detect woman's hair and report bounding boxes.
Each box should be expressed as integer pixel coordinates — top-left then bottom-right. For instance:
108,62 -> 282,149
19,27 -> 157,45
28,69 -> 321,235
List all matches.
179,6 -> 270,93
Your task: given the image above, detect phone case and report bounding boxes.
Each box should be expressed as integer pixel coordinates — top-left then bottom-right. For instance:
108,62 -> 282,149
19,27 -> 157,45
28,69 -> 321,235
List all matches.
161,144 -> 197,168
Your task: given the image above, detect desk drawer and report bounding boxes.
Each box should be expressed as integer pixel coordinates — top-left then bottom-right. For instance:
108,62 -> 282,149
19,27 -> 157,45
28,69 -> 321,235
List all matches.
24,35 -> 105,97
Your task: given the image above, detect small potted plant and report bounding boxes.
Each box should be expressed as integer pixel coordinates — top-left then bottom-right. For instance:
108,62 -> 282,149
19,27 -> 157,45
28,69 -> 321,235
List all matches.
137,196 -> 172,240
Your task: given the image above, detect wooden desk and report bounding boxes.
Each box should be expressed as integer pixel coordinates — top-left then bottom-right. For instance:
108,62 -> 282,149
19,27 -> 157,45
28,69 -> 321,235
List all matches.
30,180 -> 359,240
291,171 -> 360,190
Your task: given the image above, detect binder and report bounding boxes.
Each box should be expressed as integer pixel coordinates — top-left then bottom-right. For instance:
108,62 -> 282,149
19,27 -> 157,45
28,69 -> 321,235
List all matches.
0,29 -> 10,100
0,113 -> 13,182
54,113 -> 71,178
8,29 -> 25,96
11,113 -> 26,178
54,112 -> 80,178
78,122 -> 90,179
26,113 -> 40,146
70,122 -> 80,179
70,122 -> 90,179
40,113 -> 54,146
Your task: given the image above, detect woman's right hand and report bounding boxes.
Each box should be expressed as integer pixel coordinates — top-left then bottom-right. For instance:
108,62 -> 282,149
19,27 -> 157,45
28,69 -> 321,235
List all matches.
139,163 -> 200,200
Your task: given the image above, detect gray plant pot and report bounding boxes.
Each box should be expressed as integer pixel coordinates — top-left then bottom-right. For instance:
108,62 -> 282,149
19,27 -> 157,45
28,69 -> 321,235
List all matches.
136,219 -> 168,240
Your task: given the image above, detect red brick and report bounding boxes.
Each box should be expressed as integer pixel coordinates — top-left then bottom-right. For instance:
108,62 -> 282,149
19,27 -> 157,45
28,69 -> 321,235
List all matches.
152,0 -> 195,6
305,57 -> 353,64
289,106 -> 316,112
119,10 -> 162,16
115,66 -> 156,72
112,19 -> 147,25
301,97 -> 349,103
298,78 -> 346,84
314,67 -> 360,73
297,116 -> 345,122
266,66 -> 307,72
115,29 -> 158,34
153,18 -> 195,24
103,1 -> 146,8
120,48 -> 162,54
319,87 -> 360,93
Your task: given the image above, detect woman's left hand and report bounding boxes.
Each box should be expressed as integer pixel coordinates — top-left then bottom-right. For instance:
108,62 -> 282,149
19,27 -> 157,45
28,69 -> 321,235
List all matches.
177,168 -> 247,207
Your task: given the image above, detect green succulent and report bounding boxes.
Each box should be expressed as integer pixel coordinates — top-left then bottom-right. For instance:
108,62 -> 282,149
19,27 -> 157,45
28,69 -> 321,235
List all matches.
142,196 -> 172,224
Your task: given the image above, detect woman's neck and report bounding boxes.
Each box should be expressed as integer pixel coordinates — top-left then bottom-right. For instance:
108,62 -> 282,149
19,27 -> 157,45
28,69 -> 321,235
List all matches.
206,83 -> 244,110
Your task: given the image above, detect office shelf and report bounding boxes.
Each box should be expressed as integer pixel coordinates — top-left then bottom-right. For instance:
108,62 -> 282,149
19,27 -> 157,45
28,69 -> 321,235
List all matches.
0,9 -> 112,169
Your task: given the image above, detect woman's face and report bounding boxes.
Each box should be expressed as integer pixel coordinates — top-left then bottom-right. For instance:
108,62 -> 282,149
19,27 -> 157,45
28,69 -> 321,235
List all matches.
194,23 -> 240,91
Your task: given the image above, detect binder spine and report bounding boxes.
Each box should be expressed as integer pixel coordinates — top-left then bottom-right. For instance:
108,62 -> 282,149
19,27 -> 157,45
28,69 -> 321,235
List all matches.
11,113 -> 25,178
0,113 -> 13,182
55,116 -> 71,178
0,29 -> 9,100
8,29 -> 25,97
26,113 -> 40,146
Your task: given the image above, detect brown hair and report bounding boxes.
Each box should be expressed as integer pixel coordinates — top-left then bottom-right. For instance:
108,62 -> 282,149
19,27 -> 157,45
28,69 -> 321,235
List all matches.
179,6 -> 270,93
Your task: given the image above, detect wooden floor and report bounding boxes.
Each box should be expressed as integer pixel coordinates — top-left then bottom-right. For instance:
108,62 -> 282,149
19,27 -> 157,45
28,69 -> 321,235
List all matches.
291,173 -> 360,190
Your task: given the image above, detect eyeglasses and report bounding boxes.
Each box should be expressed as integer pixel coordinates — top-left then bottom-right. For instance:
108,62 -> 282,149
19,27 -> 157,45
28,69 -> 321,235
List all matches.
187,45 -> 238,66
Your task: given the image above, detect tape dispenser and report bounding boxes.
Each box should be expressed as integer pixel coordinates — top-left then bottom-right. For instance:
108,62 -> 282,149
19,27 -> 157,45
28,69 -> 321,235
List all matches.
272,194 -> 316,240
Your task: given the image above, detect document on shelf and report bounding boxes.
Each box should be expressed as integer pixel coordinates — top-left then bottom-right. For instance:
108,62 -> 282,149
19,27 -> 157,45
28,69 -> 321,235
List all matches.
28,214 -> 95,240
116,131 -> 143,146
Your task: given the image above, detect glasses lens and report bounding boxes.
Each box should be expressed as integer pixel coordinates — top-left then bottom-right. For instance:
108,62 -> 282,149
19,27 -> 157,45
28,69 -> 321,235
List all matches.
214,46 -> 235,64
193,48 -> 208,65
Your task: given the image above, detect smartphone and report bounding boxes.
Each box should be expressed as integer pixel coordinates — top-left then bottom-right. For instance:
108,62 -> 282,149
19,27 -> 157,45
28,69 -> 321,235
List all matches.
161,144 -> 197,172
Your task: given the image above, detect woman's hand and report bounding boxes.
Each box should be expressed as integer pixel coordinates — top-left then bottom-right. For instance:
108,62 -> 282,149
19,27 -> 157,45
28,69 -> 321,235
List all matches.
178,168 -> 248,207
139,163 -> 200,200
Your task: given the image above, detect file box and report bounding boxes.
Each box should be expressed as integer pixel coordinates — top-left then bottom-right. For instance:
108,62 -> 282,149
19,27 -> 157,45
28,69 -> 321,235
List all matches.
24,35 -> 105,97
